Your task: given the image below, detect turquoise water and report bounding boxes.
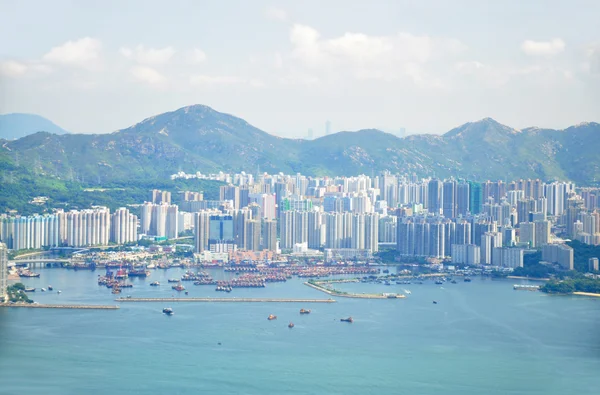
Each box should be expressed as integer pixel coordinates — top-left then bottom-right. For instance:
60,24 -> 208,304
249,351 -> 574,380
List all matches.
1,268 -> 599,395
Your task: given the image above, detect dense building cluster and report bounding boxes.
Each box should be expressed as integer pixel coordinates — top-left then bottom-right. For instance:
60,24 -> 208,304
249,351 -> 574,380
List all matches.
2,171 -> 600,270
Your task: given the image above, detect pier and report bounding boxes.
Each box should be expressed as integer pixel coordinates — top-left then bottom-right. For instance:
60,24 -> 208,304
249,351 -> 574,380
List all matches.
0,303 -> 120,310
304,281 -> 406,299
116,297 -> 336,303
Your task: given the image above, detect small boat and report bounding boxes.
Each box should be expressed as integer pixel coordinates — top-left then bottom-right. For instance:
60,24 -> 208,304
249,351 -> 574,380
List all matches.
451,280 -> 457,284
299,309 -> 311,314
432,301 -> 438,304
57,290 -> 62,294
24,288 -> 36,292
464,277 -> 472,282
112,288 -> 121,294
41,288 -> 46,292
172,284 -> 185,292
167,279 -> 180,283
340,317 -> 353,323
48,285 -> 53,291
288,322 -> 295,328
184,291 -> 189,295
162,307 -> 174,316
404,289 -> 412,295
150,281 -> 160,286
435,280 -> 444,285
268,314 -> 277,320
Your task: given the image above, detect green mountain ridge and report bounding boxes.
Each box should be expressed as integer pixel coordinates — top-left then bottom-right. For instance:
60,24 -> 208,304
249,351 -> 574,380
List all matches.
1,104 -> 599,186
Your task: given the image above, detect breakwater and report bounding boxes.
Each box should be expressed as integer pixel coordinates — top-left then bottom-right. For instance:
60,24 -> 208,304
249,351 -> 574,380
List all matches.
0,303 -> 119,310
116,297 -> 336,303
304,281 -> 406,299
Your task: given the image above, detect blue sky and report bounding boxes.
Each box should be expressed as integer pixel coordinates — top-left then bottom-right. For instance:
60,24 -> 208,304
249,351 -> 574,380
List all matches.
0,0 -> 599,137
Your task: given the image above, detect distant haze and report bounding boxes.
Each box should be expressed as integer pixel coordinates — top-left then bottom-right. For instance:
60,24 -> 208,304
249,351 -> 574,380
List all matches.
0,0 -> 599,137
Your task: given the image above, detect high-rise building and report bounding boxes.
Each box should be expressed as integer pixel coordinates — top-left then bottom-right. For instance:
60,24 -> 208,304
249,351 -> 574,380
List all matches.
110,208 -> 138,244
442,180 -> 456,219
194,211 -> 213,253
262,220 -> 278,252
427,179 -> 443,215
519,222 -> 536,248
456,182 -> 470,216
244,220 -> 261,251
542,244 -> 574,270
0,242 -> 7,302
534,220 -> 551,247
151,189 -> 171,204
220,185 -> 240,209
588,257 -> 599,272
468,181 -> 483,214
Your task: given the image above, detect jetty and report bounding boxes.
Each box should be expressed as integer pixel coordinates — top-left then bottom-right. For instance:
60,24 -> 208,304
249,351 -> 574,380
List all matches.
0,303 -> 119,310
116,297 -> 336,303
304,281 -> 406,299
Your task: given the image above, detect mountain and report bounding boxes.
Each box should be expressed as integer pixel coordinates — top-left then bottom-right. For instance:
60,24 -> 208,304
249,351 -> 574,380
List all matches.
0,113 -> 69,140
1,105 -> 599,187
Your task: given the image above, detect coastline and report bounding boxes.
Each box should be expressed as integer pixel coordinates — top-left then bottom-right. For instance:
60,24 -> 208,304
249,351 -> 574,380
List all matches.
304,281 -> 406,299
506,276 -> 550,281
572,292 -> 600,297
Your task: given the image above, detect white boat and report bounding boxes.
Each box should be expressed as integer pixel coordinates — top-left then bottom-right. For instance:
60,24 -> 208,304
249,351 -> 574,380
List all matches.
57,290 -> 62,294
404,289 -> 411,295
41,288 -> 46,292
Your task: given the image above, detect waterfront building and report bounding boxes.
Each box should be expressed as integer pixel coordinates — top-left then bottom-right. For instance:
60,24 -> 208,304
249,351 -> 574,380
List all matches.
0,242 -> 7,302
492,247 -> 524,268
519,222 -> 536,248
110,208 -> 138,244
542,244 -> 574,270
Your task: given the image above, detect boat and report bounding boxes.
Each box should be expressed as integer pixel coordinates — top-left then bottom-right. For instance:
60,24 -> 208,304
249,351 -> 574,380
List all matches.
340,317 -> 353,323
464,277 -> 472,282
112,288 -> 121,294
451,280 -> 457,284
41,288 -> 46,292
57,290 -> 62,294
150,281 -> 160,286
162,307 -> 174,316
432,300 -> 438,304
268,314 -> 277,320
18,270 -> 41,278
299,309 -> 311,314
288,322 -> 295,328
48,285 -> 53,291
24,288 -> 36,292
172,284 -> 185,292
435,280 -> 444,285
128,269 -> 150,278
167,279 -> 180,283
404,289 -> 412,295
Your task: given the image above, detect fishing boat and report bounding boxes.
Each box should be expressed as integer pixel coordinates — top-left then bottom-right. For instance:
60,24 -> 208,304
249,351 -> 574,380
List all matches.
464,277 -> 472,282
162,308 -> 174,316
24,288 -> 36,292
340,317 -> 353,323
268,314 -> 277,320
288,322 -> 295,328
299,309 -> 311,314
172,284 -> 185,292
150,281 -> 160,286
48,285 -> 53,291
167,279 -> 180,283
432,300 -> 438,304
41,288 -> 46,292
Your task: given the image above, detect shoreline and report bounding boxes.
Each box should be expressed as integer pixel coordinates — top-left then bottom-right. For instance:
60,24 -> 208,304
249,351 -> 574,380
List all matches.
572,292 -> 600,297
506,276 -> 550,281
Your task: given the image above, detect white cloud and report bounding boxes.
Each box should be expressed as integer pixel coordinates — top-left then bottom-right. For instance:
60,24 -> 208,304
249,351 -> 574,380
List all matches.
42,37 -> 102,69
265,7 -> 288,21
120,45 -> 175,65
188,48 -> 207,64
0,60 -> 28,77
130,65 -> 166,85
189,74 -> 243,85
287,24 -> 465,87
521,38 -> 565,56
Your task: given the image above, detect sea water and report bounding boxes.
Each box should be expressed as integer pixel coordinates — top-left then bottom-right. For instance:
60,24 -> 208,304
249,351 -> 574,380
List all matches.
0,268 -> 599,395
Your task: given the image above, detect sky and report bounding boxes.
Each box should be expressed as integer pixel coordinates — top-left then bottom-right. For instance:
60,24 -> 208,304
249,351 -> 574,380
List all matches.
0,0 -> 599,138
